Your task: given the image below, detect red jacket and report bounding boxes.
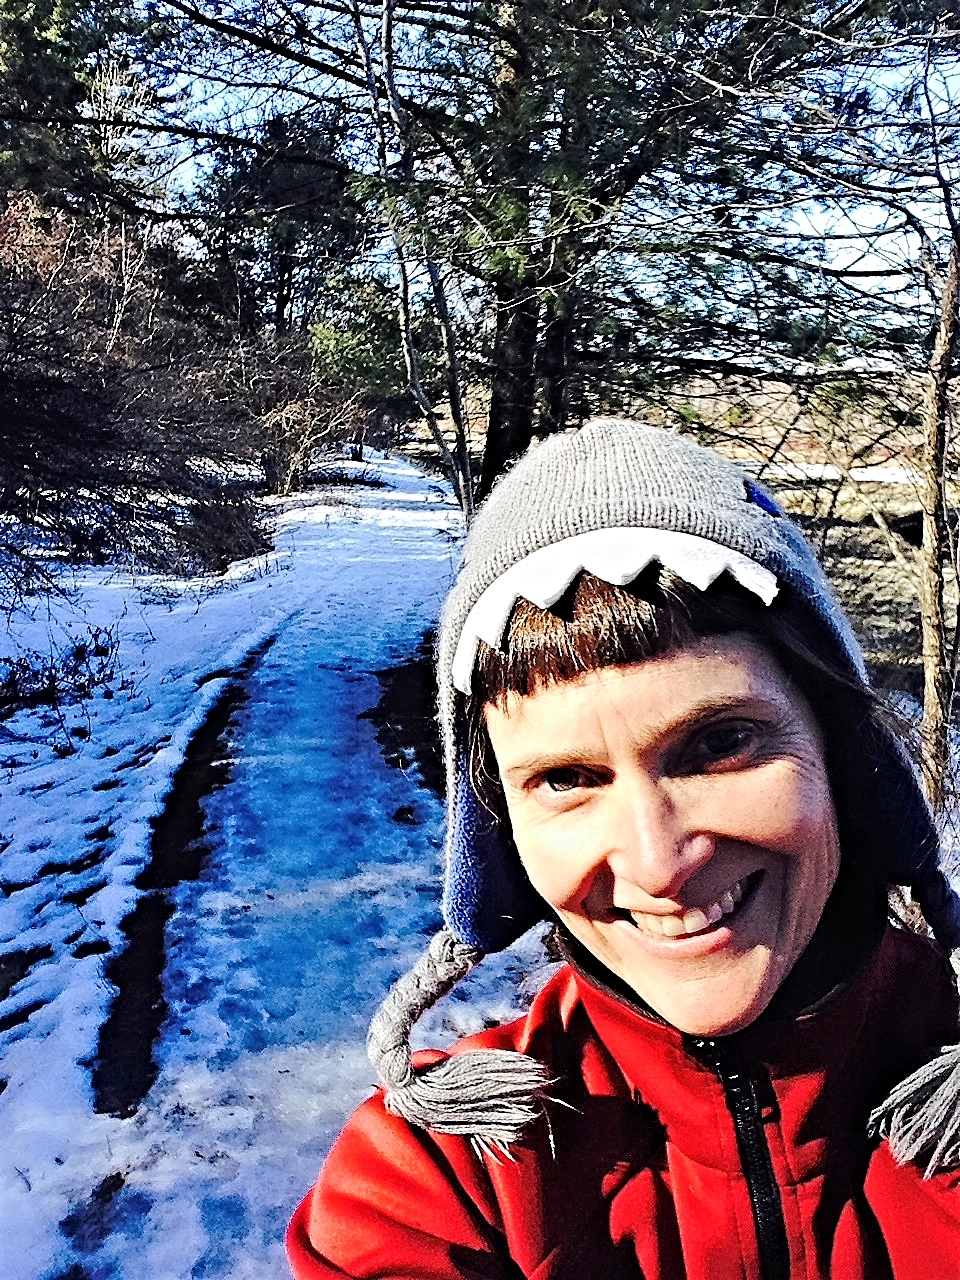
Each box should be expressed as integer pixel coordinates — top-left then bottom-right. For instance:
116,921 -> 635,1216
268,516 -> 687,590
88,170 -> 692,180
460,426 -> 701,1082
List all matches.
288,927 -> 960,1279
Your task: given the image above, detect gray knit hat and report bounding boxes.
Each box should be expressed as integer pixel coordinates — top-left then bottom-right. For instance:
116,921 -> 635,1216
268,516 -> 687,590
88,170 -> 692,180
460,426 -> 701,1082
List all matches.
367,418 -> 960,1164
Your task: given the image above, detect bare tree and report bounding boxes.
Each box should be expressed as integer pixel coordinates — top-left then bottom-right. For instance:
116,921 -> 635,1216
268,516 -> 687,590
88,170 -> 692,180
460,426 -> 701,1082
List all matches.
349,0 -> 474,516
918,235 -> 960,810
138,1 -> 960,491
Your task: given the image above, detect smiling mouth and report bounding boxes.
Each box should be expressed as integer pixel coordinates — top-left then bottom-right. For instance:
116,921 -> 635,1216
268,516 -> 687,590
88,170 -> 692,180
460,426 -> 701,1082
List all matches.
615,871 -> 763,939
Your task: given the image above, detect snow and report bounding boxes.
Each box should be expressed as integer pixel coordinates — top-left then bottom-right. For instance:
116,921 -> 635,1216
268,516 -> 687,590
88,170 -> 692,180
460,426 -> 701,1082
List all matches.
744,460 -> 920,486
5,448 -> 944,1279
0,455 -> 549,1279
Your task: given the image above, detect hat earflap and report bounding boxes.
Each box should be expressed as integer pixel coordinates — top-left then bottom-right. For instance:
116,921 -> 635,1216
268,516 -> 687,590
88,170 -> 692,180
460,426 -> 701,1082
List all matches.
366,928 -> 551,1152
443,744 -> 544,953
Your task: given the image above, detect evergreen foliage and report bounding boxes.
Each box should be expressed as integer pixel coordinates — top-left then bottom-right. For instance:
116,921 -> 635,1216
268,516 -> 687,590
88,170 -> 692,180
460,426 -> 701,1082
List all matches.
1,3 -> 958,729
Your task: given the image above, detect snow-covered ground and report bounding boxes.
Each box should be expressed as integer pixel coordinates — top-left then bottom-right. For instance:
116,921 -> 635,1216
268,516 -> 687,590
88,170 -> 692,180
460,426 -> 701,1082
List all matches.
743,459 -> 921,486
5,449 -> 952,1280
0,456 -> 548,1280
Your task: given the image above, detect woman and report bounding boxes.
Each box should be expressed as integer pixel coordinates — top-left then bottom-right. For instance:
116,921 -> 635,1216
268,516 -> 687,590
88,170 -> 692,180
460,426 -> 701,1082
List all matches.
288,419 -> 960,1279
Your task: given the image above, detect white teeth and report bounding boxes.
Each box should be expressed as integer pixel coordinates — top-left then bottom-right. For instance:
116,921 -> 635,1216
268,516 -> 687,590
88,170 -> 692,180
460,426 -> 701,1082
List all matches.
681,908 -> 709,934
627,876 -> 750,938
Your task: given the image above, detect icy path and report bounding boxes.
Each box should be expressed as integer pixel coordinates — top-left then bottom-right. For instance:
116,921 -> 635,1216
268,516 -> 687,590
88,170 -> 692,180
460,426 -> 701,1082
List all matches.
2,458 -> 545,1279
111,486 -> 462,1279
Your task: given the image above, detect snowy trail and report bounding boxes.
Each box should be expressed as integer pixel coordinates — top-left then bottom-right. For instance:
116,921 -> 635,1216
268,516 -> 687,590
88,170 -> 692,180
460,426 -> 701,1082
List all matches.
57,483 -> 459,1279
3,457 -> 537,1279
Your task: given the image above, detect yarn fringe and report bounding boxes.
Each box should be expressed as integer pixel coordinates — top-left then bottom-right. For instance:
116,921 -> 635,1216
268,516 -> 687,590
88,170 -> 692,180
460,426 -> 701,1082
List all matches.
869,1043 -> 960,1177
367,928 -> 551,1146
380,1047 -> 552,1146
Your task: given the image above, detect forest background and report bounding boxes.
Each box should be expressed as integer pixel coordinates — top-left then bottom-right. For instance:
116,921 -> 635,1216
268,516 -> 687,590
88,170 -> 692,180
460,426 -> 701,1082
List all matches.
2,0 -> 960,807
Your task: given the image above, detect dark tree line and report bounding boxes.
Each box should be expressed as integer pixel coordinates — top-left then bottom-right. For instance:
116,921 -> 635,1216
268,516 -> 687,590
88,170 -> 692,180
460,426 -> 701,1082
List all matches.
128,0 -> 960,497
2,0 -> 960,796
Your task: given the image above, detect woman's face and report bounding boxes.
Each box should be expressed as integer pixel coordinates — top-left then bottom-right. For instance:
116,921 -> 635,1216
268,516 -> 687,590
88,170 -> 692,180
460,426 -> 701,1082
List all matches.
484,633 -> 841,1036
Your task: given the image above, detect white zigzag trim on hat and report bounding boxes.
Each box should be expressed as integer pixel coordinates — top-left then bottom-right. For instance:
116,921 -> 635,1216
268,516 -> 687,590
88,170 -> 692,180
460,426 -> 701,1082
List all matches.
452,528 -> 779,694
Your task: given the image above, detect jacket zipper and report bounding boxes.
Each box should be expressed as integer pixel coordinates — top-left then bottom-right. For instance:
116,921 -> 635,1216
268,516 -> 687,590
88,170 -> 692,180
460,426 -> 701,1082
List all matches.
687,1036 -> 790,1280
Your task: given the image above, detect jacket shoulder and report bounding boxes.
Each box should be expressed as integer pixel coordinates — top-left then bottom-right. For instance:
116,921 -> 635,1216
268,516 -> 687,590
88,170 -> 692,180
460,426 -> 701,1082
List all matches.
288,1088 -> 512,1279
287,965 -> 661,1279
865,1140 -> 960,1277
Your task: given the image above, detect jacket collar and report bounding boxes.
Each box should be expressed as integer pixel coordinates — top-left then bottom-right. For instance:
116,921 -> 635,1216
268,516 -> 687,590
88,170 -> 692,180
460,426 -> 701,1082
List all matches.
562,926 -> 921,1178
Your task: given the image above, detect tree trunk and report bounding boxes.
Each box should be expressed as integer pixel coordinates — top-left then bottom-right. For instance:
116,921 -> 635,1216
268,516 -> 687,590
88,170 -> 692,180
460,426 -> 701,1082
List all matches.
919,238 -> 960,814
349,0 -> 475,515
273,223 -> 296,333
273,248 -> 293,333
476,2 -> 538,500
478,277 -> 538,499
425,256 -> 474,520
540,287 -> 576,436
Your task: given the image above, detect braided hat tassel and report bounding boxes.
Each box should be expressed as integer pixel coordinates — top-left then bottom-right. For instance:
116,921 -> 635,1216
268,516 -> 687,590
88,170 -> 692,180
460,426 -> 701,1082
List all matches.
867,869 -> 960,1177
366,929 -> 552,1149
870,1042 -> 960,1177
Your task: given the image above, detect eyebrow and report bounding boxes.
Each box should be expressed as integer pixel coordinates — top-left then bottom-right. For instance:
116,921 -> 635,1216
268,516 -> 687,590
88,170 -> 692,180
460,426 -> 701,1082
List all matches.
499,751 -> 601,784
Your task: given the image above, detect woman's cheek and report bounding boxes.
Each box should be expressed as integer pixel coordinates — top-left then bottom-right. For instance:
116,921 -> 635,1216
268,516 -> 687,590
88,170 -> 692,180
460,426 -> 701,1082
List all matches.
522,858 -> 584,912
513,814 -> 597,909
699,766 -> 818,849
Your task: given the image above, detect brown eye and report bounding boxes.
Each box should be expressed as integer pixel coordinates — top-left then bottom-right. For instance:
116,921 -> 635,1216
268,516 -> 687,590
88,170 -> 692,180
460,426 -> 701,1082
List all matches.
543,766 -> 595,792
684,722 -> 760,772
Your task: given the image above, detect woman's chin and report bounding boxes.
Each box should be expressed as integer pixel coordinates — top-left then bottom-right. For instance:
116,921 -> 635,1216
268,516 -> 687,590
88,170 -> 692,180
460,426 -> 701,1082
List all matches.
603,932 -> 785,1036
656,995 -> 773,1038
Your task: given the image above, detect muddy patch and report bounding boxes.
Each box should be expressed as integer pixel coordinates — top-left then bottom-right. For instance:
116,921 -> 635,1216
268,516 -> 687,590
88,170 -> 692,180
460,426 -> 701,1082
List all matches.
63,879 -> 107,908
90,638 -> 274,1119
0,999 -> 46,1032
59,1170 -> 152,1256
37,848 -> 105,878
72,938 -> 110,960
0,944 -> 54,1001
361,630 -> 444,799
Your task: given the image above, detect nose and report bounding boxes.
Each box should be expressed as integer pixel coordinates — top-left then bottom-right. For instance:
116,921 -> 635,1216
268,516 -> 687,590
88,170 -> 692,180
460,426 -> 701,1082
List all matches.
606,772 -> 715,902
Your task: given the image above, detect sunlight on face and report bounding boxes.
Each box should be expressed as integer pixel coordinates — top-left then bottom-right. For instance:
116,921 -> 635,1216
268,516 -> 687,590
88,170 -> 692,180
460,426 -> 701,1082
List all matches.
484,634 -> 841,1036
